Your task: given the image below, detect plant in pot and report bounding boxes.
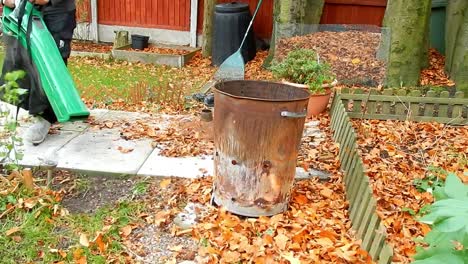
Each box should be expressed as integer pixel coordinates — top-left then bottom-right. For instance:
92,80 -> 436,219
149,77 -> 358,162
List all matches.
270,48 -> 337,117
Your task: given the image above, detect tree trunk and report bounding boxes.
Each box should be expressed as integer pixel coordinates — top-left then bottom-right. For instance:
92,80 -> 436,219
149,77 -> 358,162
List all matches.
264,0 -> 324,67
445,0 -> 468,96
420,3 -> 432,69
383,0 -> 432,87
202,0 -> 216,58
304,0 -> 325,24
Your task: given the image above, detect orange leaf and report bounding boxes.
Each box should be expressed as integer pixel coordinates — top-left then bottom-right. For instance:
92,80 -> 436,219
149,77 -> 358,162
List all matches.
293,194 -> 308,205
147,127 -> 159,137
420,223 -> 431,236
281,252 -> 301,264
263,234 -> 274,245
6,227 -> 20,236
94,232 -> 106,253
320,188 -> 333,198
59,249 -> 67,258
316,237 -> 334,247
73,248 -> 87,264
222,251 -> 241,262
120,225 -> 133,237
12,236 -> 22,243
117,146 -> 134,153
274,233 -> 289,251
154,210 -> 171,227
168,245 -> 183,252
159,179 -> 172,188
104,122 -> 114,128
221,217 -> 239,228
24,198 -> 38,209
79,233 -> 90,247
318,230 -> 337,241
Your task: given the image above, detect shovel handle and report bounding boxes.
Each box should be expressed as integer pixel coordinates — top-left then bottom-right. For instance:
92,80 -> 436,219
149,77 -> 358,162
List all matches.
238,0 -> 263,51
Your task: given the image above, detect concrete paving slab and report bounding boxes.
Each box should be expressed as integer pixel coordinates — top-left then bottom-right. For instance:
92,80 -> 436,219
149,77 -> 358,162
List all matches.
15,128 -> 81,167
138,151 -> 331,180
137,151 -> 213,178
58,128 -> 154,175
57,109 -> 109,132
95,110 -> 150,122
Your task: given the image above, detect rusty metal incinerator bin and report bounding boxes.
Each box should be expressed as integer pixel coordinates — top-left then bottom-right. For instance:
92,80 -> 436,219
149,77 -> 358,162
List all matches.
212,80 -> 310,217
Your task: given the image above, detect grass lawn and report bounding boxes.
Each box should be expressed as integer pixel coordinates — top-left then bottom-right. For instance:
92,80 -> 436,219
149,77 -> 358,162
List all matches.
0,174 -> 147,263
0,50 -> 212,107
68,57 -> 188,102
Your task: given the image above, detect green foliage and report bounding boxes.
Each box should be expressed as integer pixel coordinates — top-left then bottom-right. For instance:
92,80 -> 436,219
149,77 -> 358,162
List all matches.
0,70 -> 27,171
132,178 -> 150,198
412,173 -> 468,264
402,204 -> 432,217
270,49 -> 335,94
413,166 -> 445,193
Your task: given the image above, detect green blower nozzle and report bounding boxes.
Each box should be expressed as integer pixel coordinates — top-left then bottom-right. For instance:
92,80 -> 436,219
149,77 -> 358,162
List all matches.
2,1 -> 89,122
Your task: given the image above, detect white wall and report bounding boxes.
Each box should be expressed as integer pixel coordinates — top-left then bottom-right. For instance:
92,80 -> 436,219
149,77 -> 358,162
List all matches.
74,22 -> 203,47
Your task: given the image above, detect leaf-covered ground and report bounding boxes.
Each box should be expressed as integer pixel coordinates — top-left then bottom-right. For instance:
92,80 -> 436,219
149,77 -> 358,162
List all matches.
161,115 -> 371,263
352,120 -> 467,263
1,115 -> 374,263
1,35 -> 463,263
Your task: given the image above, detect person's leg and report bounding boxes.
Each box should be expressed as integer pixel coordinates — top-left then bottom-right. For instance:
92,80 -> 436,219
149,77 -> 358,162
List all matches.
43,10 -> 76,65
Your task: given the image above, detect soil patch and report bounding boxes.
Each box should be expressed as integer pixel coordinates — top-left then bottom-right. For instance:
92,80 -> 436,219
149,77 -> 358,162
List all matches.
51,171 -> 138,214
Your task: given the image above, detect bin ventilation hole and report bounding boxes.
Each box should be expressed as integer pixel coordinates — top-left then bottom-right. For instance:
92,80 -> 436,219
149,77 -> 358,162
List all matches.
231,197 -> 236,202
263,161 -> 272,169
231,160 -> 238,165
215,151 -> 219,156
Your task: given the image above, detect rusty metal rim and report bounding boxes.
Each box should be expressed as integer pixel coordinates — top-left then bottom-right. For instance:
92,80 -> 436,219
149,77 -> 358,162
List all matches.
213,80 -> 310,102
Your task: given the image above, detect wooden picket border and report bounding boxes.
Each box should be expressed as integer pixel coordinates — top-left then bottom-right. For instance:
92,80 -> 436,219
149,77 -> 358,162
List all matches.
330,93 -> 394,264
339,88 -> 468,125
330,88 -> 467,262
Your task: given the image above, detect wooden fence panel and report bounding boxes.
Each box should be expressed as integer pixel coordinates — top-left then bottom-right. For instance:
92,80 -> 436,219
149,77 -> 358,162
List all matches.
98,0 -> 191,30
320,0 -> 387,26
362,213 -> 381,251
74,0 -> 388,38
369,224 -> 386,259
76,0 -> 91,22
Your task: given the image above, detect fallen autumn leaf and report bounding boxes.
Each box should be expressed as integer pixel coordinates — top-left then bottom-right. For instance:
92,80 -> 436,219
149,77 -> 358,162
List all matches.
79,233 -> 90,247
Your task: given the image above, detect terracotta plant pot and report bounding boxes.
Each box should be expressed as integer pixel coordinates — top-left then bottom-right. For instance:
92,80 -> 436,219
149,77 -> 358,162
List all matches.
282,80 -> 337,118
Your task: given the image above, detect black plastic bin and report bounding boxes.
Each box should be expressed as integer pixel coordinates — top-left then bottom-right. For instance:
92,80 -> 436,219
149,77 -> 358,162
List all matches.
211,2 -> 257,66
131,34 -> 149,50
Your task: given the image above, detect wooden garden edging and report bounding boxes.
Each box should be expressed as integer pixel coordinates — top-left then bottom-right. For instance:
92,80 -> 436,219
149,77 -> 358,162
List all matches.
330,93 -> 394,264
330,88 -> 468,262
339,88 -> 467,125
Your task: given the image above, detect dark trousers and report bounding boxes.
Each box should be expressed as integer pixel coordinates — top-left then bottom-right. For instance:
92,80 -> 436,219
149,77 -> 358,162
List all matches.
40,10 -> 76,123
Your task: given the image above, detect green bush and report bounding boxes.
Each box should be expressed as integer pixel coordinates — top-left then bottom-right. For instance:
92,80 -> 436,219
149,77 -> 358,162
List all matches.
270,49 -> 335,94
412,173 -> 468,264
